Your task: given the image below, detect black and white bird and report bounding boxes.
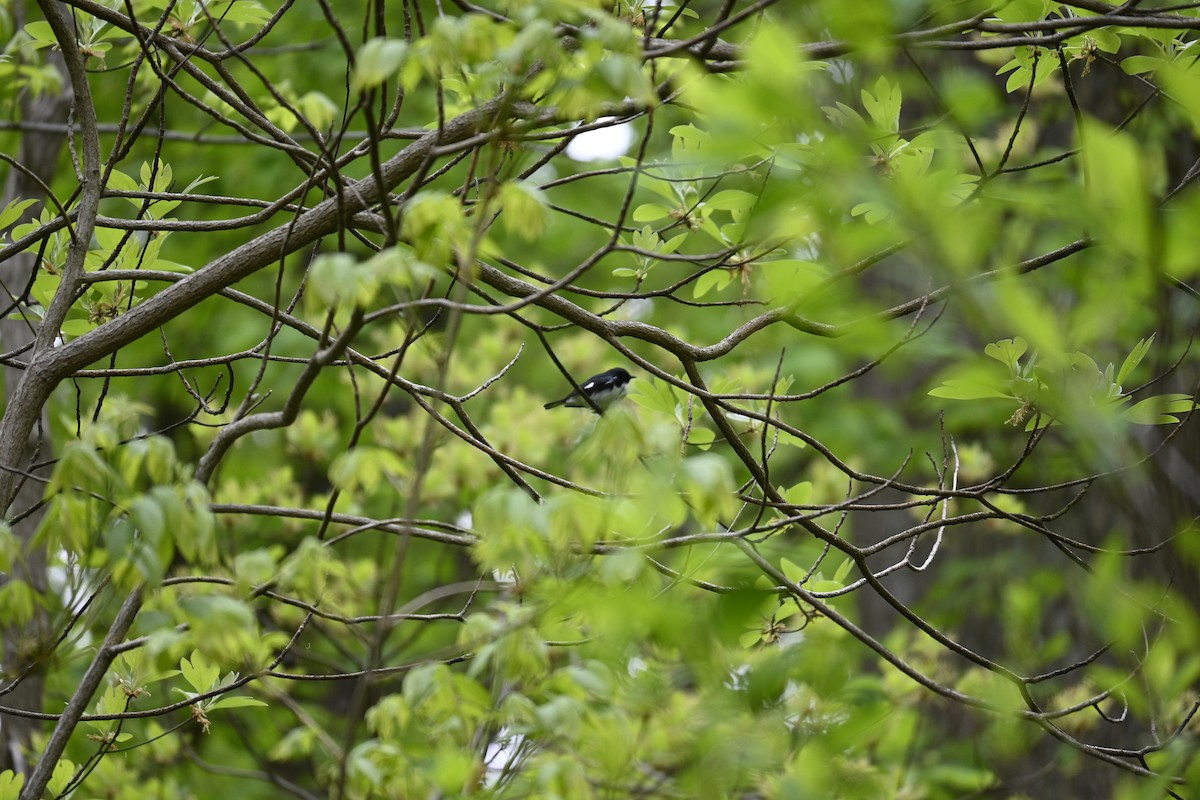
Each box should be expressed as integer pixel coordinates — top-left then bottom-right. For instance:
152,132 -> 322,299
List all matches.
543,367 -> 633,413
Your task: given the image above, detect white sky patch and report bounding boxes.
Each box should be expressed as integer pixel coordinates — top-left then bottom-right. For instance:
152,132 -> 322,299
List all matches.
827,59 -> 856,84
484,729 -> 525,787
491,567 -> 518,586
616,297 -> 653,321
794,233 -> 821,261
566,119 -> 635,162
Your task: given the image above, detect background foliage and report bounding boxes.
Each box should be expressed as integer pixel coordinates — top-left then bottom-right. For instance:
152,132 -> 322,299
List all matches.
1,0 -> 1199,798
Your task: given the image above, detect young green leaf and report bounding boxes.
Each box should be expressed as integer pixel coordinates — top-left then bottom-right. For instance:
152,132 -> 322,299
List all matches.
928,379 -> 1013,400
180,650 -> 220,694
0,770 -> 24,800
983,338 -> 1028,373
498,181 -> 549,240
353,38 -> 408,92
1115,335 -> 1154,388
861,76 -> 901,133
1121,394 -> 1194,425
208,696 -> 269,711
0,198 -> 37,232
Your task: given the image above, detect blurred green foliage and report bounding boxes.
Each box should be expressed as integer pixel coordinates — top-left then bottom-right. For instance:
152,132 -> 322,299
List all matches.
0,0 -> 1198,798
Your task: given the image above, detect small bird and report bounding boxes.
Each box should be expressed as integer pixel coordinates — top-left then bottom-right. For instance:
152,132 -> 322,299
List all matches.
543,367 -> 633,413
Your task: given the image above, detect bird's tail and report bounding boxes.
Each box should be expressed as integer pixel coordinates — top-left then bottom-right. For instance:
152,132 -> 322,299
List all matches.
543,399 -> 565,410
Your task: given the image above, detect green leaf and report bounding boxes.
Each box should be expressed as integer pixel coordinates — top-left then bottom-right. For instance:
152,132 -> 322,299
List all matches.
775,429 -> 807,449
1081,121 -> 1152,261
430,750 -> 477,794
234,548 -> 279,590
926,763 -> 996,793
630,225 -> 661,251
47,440 -> 112,497
705,190 -> 758,211
59,316 -> 95,340
297,91 -> 339,131
1085,28 -> 1121,54
0,769 -> 24,800
106,168 -> 140,197
832,557 -> 854,583
180,650 -> 220,694
680,453 -> 735,526
850,200 -> 889,224
983,338 -> 1028,373
269,728 -> 317,762
498,181 -> 549,240
0,580 -> 37,627
353,37 -> 408,92
685,426 -> 715,450
402,191 -> 469,266
661,232 -> 687,254
306,252 -> 363,311
861,76 -> 901,133
994,0 -> 1052,23
779,557 -> 807,584
597,53 -> 657,105
783,482 -> 812,506
144,436 -> 178,484
630,376 -> 680,416
1120,55 -> 1162,76
693,269 -> 732,299
139,159 -> 172,192
22,20 -> 57,49
0,198 -> 36,232
720,221 -> 746,244
1005,66 -> 1032,94
1115,335 -> 1154,388
403,662 -> 449,706
218,2 -> 272,25
178,596 -> 259,655
669,124 -> 710,152
0,523 -> 16,573
130,494 -> 165,543
363,245 -> 437,290
181,173 -> 219,194
183,483 -> 219,566
94,684 -> 128,717
46,760 -> 75,797
329,446 -> 410,493
929,379 -> 1012,401
1122,394 -> 1194,425
632,203 -> 671,222
207,696 -> 269,710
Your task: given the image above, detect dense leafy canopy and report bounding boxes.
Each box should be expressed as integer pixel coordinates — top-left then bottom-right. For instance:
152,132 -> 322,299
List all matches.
1,1 -> 1199,798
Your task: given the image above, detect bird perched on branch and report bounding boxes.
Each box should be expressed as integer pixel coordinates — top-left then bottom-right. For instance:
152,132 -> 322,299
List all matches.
543,367 -> 633,413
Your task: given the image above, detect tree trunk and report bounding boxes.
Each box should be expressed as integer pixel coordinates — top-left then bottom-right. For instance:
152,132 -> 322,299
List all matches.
0,0 -> 72,773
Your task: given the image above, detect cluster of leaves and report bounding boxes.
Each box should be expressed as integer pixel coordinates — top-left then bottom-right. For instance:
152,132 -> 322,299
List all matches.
4,160 -> 204,336
933,335 -> 1194,428
6,409 -> 214,611
0,649 -> 263,800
